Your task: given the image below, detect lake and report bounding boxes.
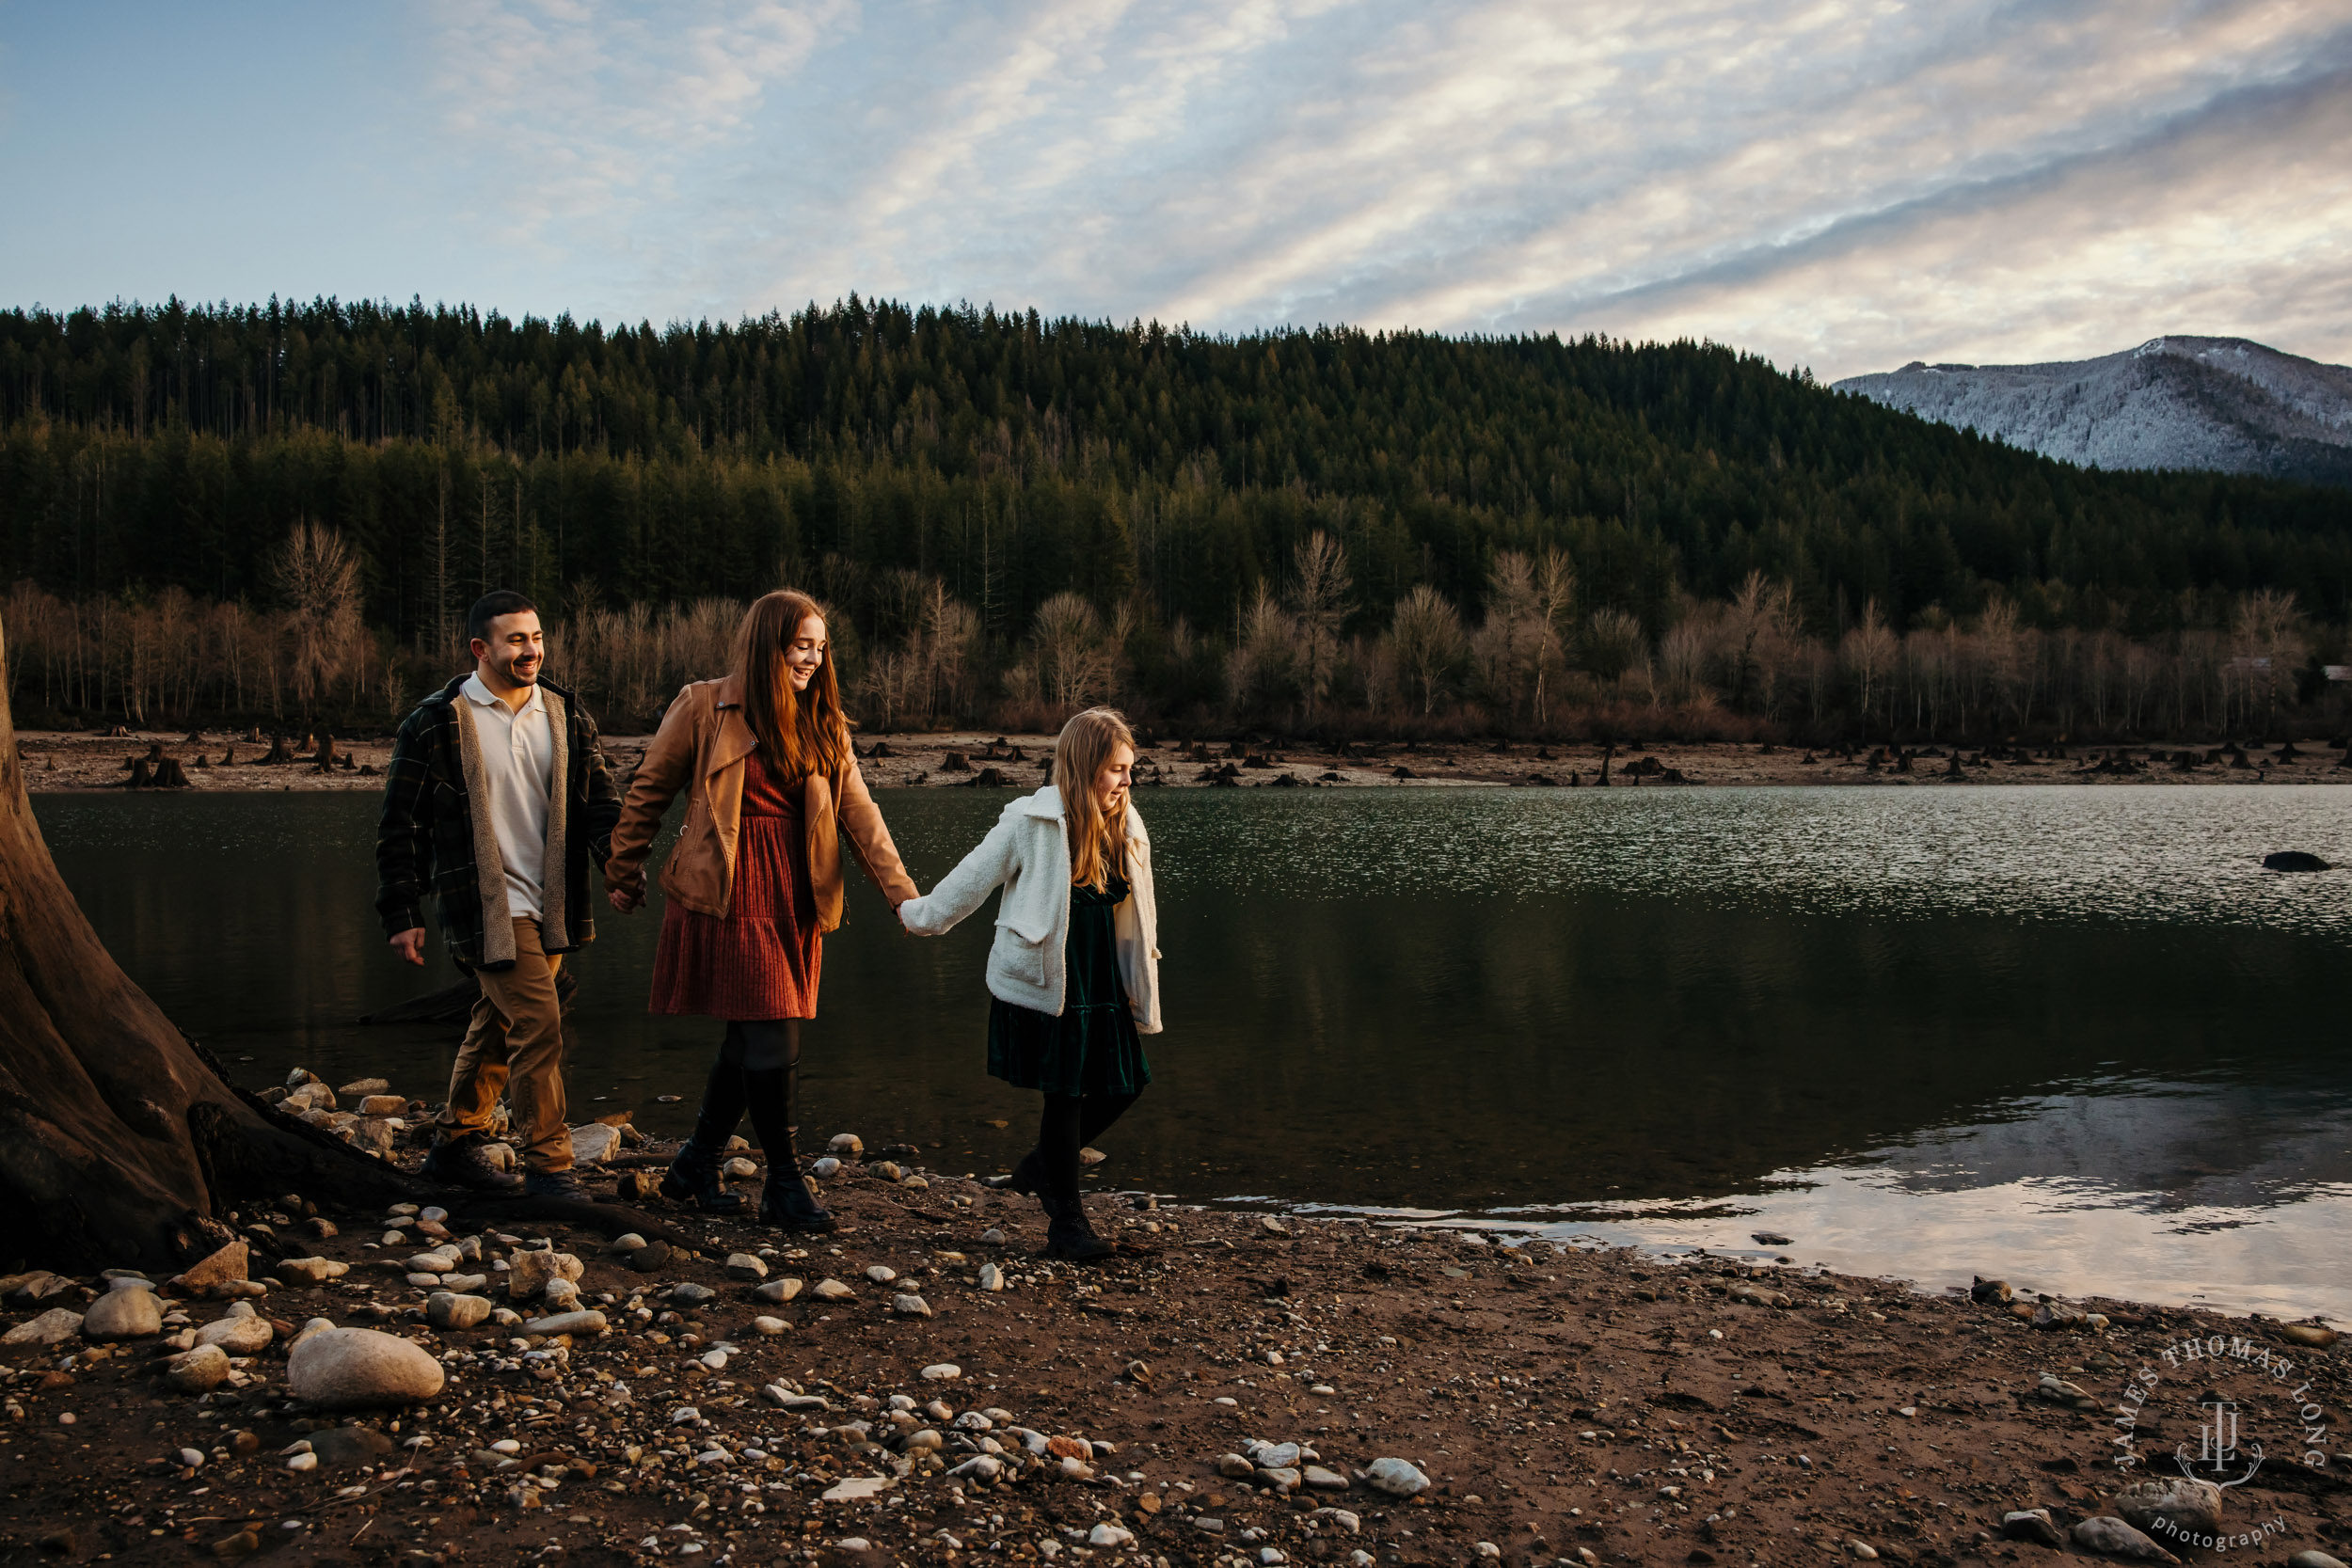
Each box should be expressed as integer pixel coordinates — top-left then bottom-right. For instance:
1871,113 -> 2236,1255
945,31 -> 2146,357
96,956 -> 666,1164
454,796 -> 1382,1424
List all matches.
33,784 -> 2352,1322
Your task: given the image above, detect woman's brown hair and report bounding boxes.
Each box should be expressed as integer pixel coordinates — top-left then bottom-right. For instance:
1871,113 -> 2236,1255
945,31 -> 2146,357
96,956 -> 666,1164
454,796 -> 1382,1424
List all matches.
1051,706 -> 1136,892
730,589 -> 850,781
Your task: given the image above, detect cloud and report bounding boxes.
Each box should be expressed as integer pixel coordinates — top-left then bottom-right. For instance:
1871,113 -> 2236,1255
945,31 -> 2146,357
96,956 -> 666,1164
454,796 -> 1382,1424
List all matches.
415,0 -> 2352,376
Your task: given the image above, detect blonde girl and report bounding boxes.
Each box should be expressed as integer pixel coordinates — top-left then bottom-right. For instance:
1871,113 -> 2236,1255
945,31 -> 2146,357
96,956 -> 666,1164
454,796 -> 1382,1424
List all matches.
898,707 -> 1160,1259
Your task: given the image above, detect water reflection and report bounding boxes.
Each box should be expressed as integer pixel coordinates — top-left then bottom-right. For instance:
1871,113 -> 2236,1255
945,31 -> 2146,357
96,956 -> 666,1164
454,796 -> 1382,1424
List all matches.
33,784 -> 2352,1319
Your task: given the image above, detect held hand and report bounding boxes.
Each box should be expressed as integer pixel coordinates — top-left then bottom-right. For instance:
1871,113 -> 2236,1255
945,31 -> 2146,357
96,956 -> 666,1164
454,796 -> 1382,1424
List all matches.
609,884 -> 644,914
389,927 -> 427,966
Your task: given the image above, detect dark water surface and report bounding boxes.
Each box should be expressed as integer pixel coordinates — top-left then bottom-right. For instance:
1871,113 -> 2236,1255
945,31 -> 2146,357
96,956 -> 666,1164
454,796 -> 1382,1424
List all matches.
33,784 -> 2352,1319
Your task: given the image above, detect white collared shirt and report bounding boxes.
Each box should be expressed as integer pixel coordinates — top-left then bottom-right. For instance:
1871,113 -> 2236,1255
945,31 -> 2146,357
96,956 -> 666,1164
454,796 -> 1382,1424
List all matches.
461,673 -> 555,919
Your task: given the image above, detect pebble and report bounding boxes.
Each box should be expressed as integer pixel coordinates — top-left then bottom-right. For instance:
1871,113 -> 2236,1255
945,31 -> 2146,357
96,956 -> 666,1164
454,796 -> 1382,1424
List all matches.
1312,1509 -> 1360,1533
2282,1324 -> 2340,1349
812,1157 -> 842,1178
980,1228 -> 1008,1245
286,1327 -> 448,1407
894,1294 -> 932,1317
287,1318 -> 336,1353
522,1310 -> 609,1336
870,1162 -> 903,1181
977,1263 -> 1005,1291
504,1250 -> 583,1300
669,1281 -> 717,1307
828,1133 -> 864,1157
812,1279 -> 854,1300
1253,1441 -> 1301,1468
866,1265 -> 898,1284
2291,1553 -> 2350,1568
920,1363 -> 962,1381
80,1287 -> 161,1340
2000,1509 -> 2063,1547
1257,1466 -> 1302,1491
1304,1465 -> 1349,1491
284,1451 -> 318,1472
178,1447 -> 206,1468
822,1475 -> 891,1502
358,1095 -> 406,1117
1089,1524 -> 1134,1547
426,1293 -> 493,1331
1365,1457 -> 1429,1497
947,1454 -> 1003,1481
1260,1216 -> 1290,1236
162,1343 -> 231,1394
439,1273 -> 489,1294
752,1316 -> 787,1335
753,1277 -> 804,1305
1847,1542 -> 1879,1560
273,1258 -> 347,1285
1218,1453 -> 1256,1478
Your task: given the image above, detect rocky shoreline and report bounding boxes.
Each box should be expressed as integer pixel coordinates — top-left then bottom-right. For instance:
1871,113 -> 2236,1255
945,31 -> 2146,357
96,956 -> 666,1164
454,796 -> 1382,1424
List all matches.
4,1070 -> 2350,1566
21,728 -> 2352,795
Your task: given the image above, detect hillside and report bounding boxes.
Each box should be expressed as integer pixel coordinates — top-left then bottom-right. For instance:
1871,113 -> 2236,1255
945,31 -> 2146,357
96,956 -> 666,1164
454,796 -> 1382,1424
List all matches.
1835,336 -> 2352,488
4,299 -> 2350,651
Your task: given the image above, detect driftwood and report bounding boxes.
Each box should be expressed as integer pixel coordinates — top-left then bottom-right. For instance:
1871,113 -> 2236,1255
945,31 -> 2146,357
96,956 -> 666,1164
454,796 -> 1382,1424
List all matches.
358,968 -> 580,1026
0,617 -> 673,1270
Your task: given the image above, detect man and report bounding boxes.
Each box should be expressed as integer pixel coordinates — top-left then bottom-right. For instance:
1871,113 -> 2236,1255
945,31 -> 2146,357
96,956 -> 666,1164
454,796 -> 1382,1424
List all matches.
375,591 -> 622,1198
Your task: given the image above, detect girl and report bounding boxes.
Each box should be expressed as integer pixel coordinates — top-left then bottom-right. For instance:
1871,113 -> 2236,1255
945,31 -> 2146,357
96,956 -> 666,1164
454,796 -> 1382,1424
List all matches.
604,589 -> 917,1231
898,706 -> 1161,1260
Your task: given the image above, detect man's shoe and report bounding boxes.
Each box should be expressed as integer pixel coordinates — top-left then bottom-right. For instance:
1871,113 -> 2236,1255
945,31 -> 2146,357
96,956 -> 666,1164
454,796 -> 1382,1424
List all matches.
522,1169 -> 591,1201
421,1132 -> 523,1193
759,1173 -> 840,1234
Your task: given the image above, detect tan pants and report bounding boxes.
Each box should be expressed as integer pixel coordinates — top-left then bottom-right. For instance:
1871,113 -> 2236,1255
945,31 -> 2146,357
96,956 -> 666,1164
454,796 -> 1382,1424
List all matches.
438,917 -> 574,1172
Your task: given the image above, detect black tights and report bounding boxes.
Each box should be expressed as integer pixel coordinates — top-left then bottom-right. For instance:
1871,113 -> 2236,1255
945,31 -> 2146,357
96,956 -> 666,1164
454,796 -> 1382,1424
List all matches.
1036,1090 -> 1139,1198
703,1021 -> 803,1170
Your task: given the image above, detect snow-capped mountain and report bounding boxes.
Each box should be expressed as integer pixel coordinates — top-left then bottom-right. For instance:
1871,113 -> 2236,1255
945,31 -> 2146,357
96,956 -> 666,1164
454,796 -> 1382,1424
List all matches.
1833,336 -> 2352,487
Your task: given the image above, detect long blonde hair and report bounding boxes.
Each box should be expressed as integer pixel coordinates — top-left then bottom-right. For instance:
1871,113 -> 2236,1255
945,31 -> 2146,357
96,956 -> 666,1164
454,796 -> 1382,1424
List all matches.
1052,706 -> 1135,892
730,589 -> 850,781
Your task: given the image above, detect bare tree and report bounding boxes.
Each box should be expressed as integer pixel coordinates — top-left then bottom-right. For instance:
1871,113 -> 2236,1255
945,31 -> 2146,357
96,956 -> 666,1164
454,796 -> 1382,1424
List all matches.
1228,583 -> 1298,719
1840,598 -> 1898,736
1580,608 -> 1645,689
1287,531 -> 1353,718
1031,593 -> 1117,713
1389,586 -> 1468,716
272,519 -> 362,721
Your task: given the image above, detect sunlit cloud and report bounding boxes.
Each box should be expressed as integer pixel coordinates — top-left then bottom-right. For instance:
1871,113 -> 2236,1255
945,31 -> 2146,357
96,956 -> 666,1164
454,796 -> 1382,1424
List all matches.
8,2 -> 2342,380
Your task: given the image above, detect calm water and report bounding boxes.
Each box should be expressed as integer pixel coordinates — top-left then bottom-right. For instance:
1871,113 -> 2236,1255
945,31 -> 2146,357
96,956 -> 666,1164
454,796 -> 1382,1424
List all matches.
32,784 -> 2352,1320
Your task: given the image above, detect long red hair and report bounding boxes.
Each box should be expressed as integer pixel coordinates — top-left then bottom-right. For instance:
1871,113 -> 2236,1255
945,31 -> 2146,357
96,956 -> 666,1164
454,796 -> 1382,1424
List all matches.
731,589 -> 850,781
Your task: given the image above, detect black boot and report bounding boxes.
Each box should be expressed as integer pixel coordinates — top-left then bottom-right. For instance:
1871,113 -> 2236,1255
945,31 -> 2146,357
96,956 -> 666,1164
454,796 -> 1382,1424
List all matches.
746,1065 -> 837,1233
660,1056 -> 749,1213
1044,1190 -> 1113,1261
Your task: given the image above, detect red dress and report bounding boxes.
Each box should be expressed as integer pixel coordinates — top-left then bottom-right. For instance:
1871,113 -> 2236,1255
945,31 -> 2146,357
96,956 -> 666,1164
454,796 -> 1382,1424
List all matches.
648,752 -> 821,1020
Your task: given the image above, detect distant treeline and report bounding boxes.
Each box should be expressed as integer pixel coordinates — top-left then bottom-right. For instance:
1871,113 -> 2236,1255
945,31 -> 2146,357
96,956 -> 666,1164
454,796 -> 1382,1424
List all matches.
1,295 -> 2349,740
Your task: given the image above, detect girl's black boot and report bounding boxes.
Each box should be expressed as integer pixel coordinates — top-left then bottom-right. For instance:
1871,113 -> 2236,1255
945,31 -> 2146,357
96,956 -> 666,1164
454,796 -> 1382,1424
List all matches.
746,1065 -> 838,1233
660,1057 -> 750,1213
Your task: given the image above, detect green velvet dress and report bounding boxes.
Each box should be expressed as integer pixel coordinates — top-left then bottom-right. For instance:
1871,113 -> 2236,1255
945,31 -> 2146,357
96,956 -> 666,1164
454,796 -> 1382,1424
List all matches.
987,872 -> 1152,1097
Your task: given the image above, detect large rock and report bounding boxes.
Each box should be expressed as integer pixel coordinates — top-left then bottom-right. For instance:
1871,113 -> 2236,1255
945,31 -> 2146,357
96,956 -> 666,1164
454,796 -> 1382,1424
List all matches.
504,1250 -> 583,1301
2,1307 -> 84,1346
2116,1477 -> 2223,1540
170,1241 -> 249,1295
1365,1457 -> 1429,1497
286,1327 -> 446,1407
80,1288 -> 162,1340
162,1343 -> 231,1393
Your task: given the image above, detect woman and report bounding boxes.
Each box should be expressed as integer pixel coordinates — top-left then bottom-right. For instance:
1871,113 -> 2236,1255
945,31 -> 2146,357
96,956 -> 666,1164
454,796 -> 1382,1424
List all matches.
605,589 -> 917,1231
898,706 -> 1160,1260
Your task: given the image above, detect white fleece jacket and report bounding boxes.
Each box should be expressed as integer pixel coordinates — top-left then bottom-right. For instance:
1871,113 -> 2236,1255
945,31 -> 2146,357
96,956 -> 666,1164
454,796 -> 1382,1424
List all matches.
898,784 -> 1161,1033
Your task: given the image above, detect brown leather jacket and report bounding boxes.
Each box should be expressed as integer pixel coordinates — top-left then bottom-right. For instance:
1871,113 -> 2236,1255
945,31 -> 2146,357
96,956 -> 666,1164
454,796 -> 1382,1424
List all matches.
604,676 -> 916,929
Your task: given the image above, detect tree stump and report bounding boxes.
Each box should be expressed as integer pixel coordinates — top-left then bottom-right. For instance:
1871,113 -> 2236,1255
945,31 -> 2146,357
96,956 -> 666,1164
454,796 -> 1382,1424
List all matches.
153,758 -> 192,789
259,736 -> 294,766
126,758 -> 155,789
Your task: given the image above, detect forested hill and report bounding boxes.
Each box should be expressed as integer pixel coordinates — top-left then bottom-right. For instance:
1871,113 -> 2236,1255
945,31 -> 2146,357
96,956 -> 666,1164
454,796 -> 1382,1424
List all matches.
1,296 -> 2347,648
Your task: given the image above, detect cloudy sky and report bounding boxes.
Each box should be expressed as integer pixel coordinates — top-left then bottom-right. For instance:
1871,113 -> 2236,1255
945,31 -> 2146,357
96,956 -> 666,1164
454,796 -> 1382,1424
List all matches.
2,0 -> 2346,380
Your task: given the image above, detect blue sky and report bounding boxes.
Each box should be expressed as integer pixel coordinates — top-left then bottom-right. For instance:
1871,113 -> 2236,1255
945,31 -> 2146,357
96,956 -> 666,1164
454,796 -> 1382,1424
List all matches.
3,0 -> 2346,380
